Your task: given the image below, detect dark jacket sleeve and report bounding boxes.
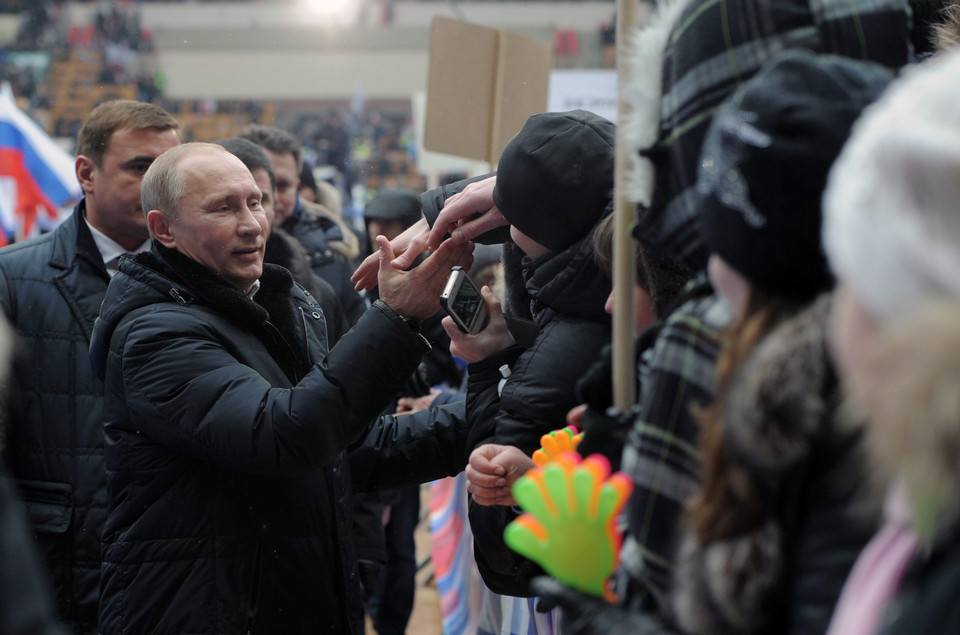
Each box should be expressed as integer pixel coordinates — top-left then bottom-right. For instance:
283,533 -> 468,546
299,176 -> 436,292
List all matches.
419,172 -> 511,245
463,345 -> 525,450
116,300 -> 429,476
466,322 -> 609,596
348,398 -> 471,492
780,425 -> 876,635
0,465 -> 70,635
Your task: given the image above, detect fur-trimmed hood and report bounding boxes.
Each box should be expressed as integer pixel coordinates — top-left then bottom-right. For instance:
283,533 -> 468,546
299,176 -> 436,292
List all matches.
620,0 -> 912,272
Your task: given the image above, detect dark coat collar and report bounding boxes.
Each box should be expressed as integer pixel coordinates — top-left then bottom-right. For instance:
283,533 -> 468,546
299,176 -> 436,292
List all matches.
133,243 -> 308,378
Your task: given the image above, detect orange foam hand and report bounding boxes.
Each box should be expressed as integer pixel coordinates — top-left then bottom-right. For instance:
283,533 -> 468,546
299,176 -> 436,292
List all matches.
532,426 -> 584,466
503,452 -> 633,600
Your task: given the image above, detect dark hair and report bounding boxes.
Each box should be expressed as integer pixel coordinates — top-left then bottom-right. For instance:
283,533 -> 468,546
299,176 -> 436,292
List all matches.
238,124 -> 302,171
217,136 -> 275,191
594,213 -> 693,318
687,288 -> 806,543
76,100 -> 179,166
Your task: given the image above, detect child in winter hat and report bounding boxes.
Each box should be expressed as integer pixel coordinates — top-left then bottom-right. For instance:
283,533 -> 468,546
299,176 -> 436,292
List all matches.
493,109 -> 615,254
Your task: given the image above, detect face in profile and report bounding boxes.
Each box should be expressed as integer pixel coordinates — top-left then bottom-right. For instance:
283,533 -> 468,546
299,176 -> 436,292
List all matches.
152,149 -> 269,292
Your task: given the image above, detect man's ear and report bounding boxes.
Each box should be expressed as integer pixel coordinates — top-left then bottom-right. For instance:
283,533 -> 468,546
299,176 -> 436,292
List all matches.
147,210 -> 175,248
76,156 -> 95,195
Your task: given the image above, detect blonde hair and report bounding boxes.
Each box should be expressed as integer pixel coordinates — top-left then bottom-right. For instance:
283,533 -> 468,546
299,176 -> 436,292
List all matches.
860,301 -> 960,543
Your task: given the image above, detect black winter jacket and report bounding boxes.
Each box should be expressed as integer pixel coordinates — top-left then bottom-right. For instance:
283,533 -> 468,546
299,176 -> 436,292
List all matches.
0,204 -> 108,633
0,462 -> 71,635
89,245 -> 451,634
466,227 -> 613,596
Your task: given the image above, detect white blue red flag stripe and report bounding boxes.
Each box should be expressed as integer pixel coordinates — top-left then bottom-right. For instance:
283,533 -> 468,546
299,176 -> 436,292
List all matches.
0,82 -> 79,245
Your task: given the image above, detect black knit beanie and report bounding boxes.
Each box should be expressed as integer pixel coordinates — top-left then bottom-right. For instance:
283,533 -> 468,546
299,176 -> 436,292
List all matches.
696,50 -> 894,300
493,110 -> 615,253
364,189 -> 422,228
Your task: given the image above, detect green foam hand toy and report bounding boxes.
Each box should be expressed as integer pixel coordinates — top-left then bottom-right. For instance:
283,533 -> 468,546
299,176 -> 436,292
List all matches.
532,425 -> 584,466
503,451 -> 633,601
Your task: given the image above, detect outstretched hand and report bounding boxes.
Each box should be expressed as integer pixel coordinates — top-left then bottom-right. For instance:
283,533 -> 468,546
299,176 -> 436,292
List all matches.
352,177 -> 510,291
352,218 -> 431,291
504,453 -> 632,600
376,234 -> 473,321
423,176 -> 507,253
466,443 -> 535,507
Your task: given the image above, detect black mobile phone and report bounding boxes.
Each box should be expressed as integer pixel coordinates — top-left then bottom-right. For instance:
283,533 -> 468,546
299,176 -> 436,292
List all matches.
440,266 -> 490,334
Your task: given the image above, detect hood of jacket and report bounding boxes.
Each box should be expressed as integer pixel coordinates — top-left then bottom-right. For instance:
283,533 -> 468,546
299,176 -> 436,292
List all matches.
520,222 -> 612,325
621,0 -> 913,272
91,243 -> 298,381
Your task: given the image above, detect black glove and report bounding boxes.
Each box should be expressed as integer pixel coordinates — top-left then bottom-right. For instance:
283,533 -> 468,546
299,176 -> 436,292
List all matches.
576,344 -> 614,411
530,576 -> 676,635
575,404 -> 636,472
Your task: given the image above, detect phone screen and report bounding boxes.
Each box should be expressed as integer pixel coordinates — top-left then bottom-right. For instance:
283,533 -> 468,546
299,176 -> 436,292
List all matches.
441,266 -> 489,333
450,276 -> 483,328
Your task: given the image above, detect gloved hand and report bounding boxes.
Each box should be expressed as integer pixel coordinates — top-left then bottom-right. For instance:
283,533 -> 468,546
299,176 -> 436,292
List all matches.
530,576 -> 675,635
532,426 -> 584,466
504,452 -> 632,599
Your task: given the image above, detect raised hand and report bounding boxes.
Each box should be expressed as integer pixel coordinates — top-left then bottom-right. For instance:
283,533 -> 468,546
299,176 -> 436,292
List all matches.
423,176 -> 507,252
504,452 -> 632,600
352,218 -> 431,291
376,234 -> 473,321
532,426 -> 584,466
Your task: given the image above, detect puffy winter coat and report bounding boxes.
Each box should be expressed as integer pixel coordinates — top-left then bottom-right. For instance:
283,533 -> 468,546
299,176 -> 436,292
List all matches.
89,244 -> 434,635
0,204 -> 108,633
466,226 -> 613,596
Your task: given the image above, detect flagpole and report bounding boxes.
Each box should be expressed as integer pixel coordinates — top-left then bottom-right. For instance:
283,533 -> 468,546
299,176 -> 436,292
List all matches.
613,0 -> 640,411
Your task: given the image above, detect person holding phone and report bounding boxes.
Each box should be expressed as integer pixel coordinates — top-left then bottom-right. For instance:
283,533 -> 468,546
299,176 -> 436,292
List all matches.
430,112 -> 618,628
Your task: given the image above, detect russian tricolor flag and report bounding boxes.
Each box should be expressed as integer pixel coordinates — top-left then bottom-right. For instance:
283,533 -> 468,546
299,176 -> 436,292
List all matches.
0,81 -> 80,246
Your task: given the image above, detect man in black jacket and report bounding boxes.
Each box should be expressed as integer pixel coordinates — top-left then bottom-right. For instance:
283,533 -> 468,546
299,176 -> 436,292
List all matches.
90,142 -> 472,634
0,100 -> 180,634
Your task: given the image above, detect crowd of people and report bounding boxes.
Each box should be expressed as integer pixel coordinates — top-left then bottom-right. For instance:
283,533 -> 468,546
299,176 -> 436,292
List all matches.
4,0 -> 960,635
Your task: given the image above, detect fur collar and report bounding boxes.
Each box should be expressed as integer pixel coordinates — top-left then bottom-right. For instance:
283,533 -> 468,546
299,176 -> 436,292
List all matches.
723,295 -> 837,475
670,295 -> 848,634
621,0 -> 692,207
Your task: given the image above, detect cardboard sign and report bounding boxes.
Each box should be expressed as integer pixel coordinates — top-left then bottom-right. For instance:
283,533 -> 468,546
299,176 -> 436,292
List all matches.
424,16 -> 551,165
